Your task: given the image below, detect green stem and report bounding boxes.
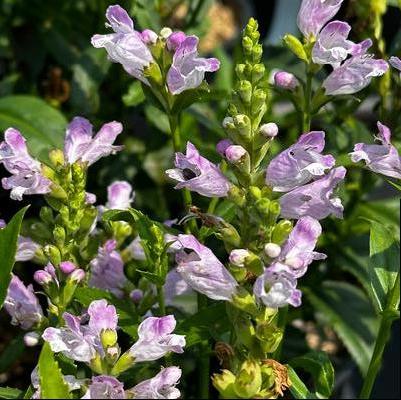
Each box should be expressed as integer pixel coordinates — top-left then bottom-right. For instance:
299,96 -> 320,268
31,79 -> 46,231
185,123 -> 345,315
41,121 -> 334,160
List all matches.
359,271 -> 400,399
271,305 -> 288,360
302,69 -> 313,132
197,293 -> 210,399
157,285 -> 166,316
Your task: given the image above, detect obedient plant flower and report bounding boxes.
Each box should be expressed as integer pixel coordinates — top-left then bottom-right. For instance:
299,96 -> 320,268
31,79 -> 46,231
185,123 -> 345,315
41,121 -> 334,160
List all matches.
273,216 -> 326,278
254,264 -> 302,308
4,275 -> 44,330
89,240 -> 127,298
129,367 -> 182,399
166,142 -> 230,198
216,139 -> 233,156
349,122 -> 401,179
280,166 -> 346,220
322,53 -> 388,95
64,117 -> 123,166
260,123 -> 279,138
128,315 -> 185,362
91,5 -> 154,84
266,131 -> 335,192
312,21 -> 371,67
105,181 -> 134,209
389,56 -> 401,77
167,36 -> 220,95
43,299 -> 118,363
0,128 -> 51,200
82,375 -> 125,399
175,234 -> 238,301
164,269 -> 193,306
297,0 -> 344,38
273,71 -> 299,91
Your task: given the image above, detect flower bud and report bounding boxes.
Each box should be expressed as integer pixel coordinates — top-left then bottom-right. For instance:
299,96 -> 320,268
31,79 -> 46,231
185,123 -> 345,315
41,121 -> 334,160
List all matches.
242,36 -> 253,54
260,123 -> 278,138
212,370 -> 237,399
229,249 -> 250,267
255,323 -> 283,353
249,186 -> 262,200
234,359 -> 262,398
225,145 -> 248,164
256,198 -> 271,217
274,71 -> 299,91
166,31 -> 186,51
264,243 -> 281,258
238,80 -> 252,104
130,289 -> 143,304
141,29 -> 158,44
48,149 -> 65,167
59,261 -> 76,275
252,44 -> 263,63
233,114 -> 251,138
216,139 -> 233,156
111,352 -> 135,376
272,220 -> 293,244
44,245 -> 61,266
53,226 -> 66,247
101,329 -> 118,348
252,64 -> 265,82
33,270 -> 52,286
251,89 -> 266,115
24,332 -> 40,347
69,268 -> 85,284
159,27 -> 172,39
269,201 -> 281,224
283,34 -> 308,62
235,63 -> 246,79
143,62 -> 163,86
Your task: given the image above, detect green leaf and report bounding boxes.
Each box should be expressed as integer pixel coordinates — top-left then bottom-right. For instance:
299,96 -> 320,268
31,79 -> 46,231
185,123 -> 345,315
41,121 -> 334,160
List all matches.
0,206 -> 29,309
290,351 -> 334,398
74,287 -> 138,338
0,333 -> 25,373
368,220 -> 400,312
0,387 -> 24,399
286,366 -> 314,399
303,281 -> 379,376
176,303 -> 229,347
123,81 -> 145,107
38,342 -> 71,399
0,95 -> 67,162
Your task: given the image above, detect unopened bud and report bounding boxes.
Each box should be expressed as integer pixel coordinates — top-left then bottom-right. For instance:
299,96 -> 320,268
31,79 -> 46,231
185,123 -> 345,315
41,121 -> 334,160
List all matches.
252,44 -> 263,62
249,186 -> 262,200
225,145 -> 247,163
101,329 -> 118,348
274,71 -> 299,91
255,323 -> 283,353
242,36 -> 253,54
283,34 -> 308,62
60,261 -> 77,274
229,249 -> 250,267
216,139 -> 233,156
252,64 -> 265,82
141,29 -> 158,44
232,287 -> 259,316
272,220 -> 293,244
33,270 -> 52,286
69,268 -> 85,284
251,89 -> 267,115
130,289 -> 143,303
159,27 -> 172,39
238,80 -> 252,104
143,62 -> 163,86
44,245 -> 61,266
24,332 -> 40,347
264,243 -> 281,258
53,226 -> 66,247
260,123 -> 278,138
48,149 -> 65,167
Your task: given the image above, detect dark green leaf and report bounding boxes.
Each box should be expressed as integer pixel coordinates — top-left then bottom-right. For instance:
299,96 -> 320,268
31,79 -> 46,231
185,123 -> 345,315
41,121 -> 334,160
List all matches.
123,81 -> 145,107
368,220 -> 400,312
0,333 -> 25,373
38,343 -> 71,399
0,96 -> 67,162
290,351 -> 334,398
303,281 -> 379,376
176,303 -> 229,347
286,366 -> 314,399
0,206 -> 29,309
0,387 -> 24,399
